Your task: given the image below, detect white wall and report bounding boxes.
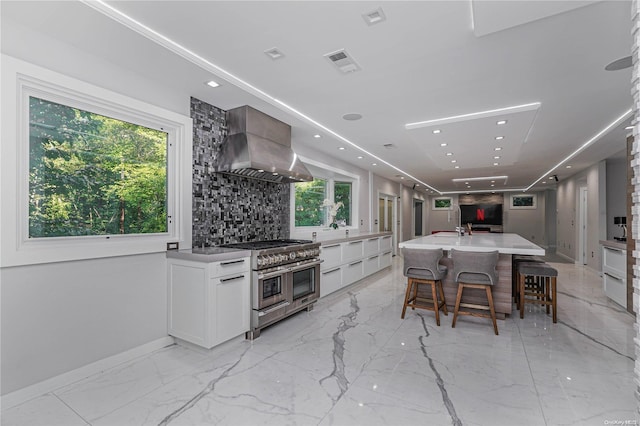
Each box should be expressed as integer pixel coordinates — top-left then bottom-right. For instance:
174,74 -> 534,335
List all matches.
503,191 -> 547,247
0,16 -> 190,396
1,254 -> 168,394
555,162 -> 606,270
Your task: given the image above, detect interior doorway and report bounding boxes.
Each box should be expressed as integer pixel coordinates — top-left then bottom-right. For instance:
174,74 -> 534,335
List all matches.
578,186 -> 588,265
413,199 -> 424,237
379,194 -> 398,255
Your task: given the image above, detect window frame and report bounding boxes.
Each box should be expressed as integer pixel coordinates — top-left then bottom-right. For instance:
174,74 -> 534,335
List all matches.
1,55 -> 192,266
290,158 -> 359,232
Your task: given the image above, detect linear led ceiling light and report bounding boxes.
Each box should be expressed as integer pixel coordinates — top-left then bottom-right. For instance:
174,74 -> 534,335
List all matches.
405,102 -> 540,130
452,175 -> 508,182
525,108 -> 632,191
81,0 -> 442,194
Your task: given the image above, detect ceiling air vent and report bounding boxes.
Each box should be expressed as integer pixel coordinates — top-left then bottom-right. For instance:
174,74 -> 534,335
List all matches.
362,7 -> 386,26
264,47 -> 285,60
384,143 -> 396,149
324,49 -> 361,74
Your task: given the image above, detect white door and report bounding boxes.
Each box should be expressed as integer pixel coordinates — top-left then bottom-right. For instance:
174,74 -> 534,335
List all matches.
579,186 -> 588,265
379,194 -> 398,255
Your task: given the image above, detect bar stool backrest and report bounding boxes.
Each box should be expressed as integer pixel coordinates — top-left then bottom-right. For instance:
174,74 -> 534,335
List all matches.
402,248 -> 446,280
451,249 -> 499,286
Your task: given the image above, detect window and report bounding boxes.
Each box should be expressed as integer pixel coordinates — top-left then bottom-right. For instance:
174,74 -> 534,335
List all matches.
292,161 -> 358,230
1,56 -> 192,266
29,97 -> 168,238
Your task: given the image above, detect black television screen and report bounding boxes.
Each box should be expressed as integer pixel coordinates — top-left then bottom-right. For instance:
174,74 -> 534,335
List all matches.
460,204 -> 503,226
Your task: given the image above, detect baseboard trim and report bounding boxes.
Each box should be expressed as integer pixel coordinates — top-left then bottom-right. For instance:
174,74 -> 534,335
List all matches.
1,336 -> 175,411
555,252 -> 575,263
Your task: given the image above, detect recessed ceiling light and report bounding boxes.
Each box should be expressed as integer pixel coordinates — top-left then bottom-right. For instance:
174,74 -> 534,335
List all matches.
446,152 -> 453,156
372,163 -> 377,166
497,120 -> 507,125
343,113 -> 363,121
493,162 -> 499,166
338,147 -> 345,150
566,165 -> 572,168
205,80 -> 220,88
454,165 -> 460,169
357,156 -> 363,159
416,184 -> 420,187
314,134 -> 321,138
494,147 -> 502,151
491,180 -> 495,183
542,181 -> 546,184
491,184 -> 495,187
440,143 -> 448,147
400,176 -> 404,179
467,185 -> 471,188
494,156 -> 501,159
625,126 -> 633,130
451,160 -> 457,163
432,129 -> 441,134
495,136 -> 504,140
404,102 -> 540,130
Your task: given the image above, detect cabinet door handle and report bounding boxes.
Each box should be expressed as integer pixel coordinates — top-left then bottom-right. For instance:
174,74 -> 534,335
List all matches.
349,260 -> 363,266
348,241 -> 362,245
368,237 -> 378,241
604,247 -> 623,253
323,267 -> 341,274
221,259 -> 246,266
220,275 -> 245,283
368,256 -> 379,260
383,251 -> 392,255
604,272 -> 624,282
324,244 -> 340,249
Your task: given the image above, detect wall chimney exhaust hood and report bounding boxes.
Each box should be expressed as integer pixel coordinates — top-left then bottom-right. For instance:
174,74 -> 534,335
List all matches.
214,106 -> 313,183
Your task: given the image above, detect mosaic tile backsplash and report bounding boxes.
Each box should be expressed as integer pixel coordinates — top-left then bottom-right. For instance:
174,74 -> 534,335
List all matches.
191,97 -> 290,247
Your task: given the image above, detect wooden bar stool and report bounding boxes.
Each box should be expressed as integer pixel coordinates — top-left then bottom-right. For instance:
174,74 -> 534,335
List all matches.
512,256 -> 544,305
401,248 -> 448,325
518,262 -> 558,323
451,249 -> 499,335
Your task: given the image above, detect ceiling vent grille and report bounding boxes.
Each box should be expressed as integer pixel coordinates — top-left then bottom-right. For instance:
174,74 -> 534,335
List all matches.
362,7 -> 386,26
264,47 -> 285,60
324,49 -> 361,74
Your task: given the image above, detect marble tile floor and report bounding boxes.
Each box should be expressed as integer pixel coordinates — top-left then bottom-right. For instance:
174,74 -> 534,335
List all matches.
2,257 -> 637,426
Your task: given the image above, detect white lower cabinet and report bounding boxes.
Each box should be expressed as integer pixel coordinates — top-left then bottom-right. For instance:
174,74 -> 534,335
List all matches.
168,257 -> 250,349
320,266 -> 342,298
320,234 -> 392,298
602,244 -> 626,307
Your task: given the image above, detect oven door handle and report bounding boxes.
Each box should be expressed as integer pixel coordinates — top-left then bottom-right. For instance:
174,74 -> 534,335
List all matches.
258,300 -> 290,316
287,259 -> 323,272
257,269 -> 287,279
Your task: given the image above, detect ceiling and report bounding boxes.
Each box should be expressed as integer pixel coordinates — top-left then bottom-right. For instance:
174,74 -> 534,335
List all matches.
2,1 -> 633,194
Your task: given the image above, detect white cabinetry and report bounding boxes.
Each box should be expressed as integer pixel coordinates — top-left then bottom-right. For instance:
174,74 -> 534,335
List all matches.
320,234 -> 392,298
601,243 -> 626,307
168,257 -> 250,348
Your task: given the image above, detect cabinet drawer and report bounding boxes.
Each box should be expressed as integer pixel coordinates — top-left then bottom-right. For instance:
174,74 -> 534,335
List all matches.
602,246 -> 625,274
380,235 -> 392,251
364,255 -> 379,276
320,266 -> 343,298
342,240 -> 364,262
379,251 -> 392,269
210,257 -> 250,276
364,237 -> 379,257
343,260 -> 364,285
321,244 -> 342,269
604,272 -> 626,307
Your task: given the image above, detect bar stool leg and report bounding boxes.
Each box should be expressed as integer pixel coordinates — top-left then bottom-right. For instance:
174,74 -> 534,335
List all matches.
452,284 -> 464,328
437,281 -> 448,315
519,273 -> 526,318
431,281 -> 440,326
411,280 -> 419,311
485,286 -> 498,335
551,276 -> 557,323
401,278 -> 413,319
545,277 -> 550,314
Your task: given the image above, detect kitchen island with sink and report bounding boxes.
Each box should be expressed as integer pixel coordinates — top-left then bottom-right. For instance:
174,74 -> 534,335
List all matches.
399,232 -> 545,317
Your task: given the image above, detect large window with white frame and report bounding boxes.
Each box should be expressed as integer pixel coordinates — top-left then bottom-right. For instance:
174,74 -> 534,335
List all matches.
1,55 -> 192,266
291,161 -> 358,230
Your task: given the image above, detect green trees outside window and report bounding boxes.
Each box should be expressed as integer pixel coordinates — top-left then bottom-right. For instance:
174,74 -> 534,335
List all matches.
294,178 -> 353,227
29,96 -> 168,238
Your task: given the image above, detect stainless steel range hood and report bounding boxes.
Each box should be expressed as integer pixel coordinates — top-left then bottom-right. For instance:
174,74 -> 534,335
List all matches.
214,106 -> 313,183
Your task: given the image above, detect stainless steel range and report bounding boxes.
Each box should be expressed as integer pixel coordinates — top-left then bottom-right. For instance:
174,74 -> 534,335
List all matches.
219,239 -> 321,339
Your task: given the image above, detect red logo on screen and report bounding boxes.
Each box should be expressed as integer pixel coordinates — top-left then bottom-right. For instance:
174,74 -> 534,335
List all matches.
476,209 -> 485,221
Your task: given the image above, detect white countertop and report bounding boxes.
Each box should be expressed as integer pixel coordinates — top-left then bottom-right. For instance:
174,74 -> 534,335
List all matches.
399,232 -> 545,256
166,247 -> 251,263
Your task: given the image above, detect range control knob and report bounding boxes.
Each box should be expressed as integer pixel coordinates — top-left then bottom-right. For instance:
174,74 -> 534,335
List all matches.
289,252 -> 296,260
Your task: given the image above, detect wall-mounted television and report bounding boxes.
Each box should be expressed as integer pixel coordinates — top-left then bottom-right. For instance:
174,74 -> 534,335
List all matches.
460,204 -> 503,226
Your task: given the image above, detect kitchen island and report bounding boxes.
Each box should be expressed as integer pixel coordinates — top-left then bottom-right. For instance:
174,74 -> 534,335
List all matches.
399,232 -> 545,317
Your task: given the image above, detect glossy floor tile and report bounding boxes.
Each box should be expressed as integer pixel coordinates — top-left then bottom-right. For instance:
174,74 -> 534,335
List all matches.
2,257 -> 637,426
